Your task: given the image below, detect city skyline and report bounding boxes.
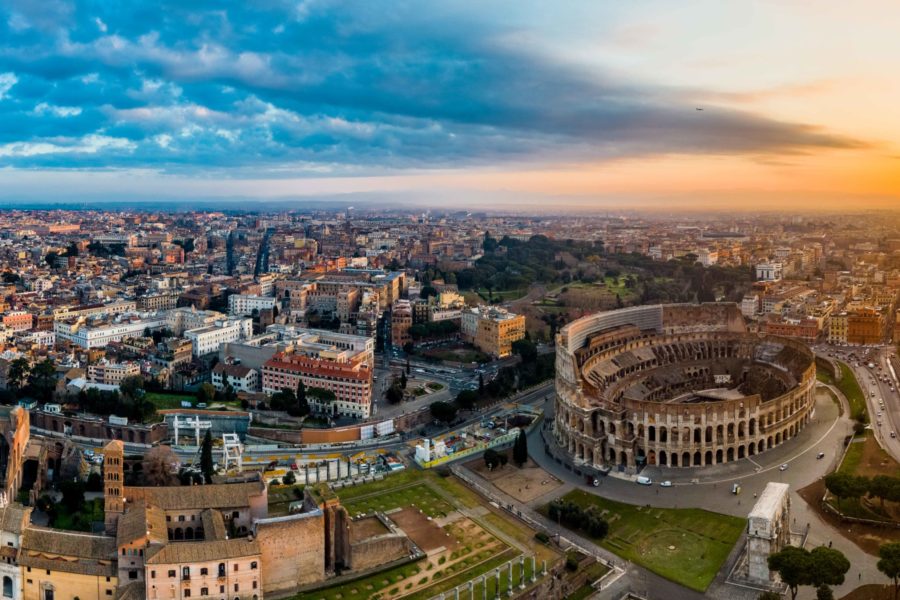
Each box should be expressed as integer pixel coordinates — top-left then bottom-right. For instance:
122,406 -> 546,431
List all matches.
1,1 -> 899,210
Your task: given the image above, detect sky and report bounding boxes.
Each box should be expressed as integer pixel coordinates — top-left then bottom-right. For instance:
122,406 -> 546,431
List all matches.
1,0 -> 899,211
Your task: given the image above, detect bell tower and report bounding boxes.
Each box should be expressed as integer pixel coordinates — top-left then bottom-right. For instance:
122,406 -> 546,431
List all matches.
103,440 -> 125,534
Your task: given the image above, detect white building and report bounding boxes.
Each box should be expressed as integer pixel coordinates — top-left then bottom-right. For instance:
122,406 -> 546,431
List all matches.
54,314 -> 168,348
0,504 -> 27,600
228,294 -> 277,316
211,362 -> 259,393
185,319 -> 253,356
756,262 -> 784,282
166,306 -> 225,336
741,294 -> 760,318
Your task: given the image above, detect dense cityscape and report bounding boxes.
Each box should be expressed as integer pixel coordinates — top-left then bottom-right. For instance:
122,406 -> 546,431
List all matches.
0,209 -> 895,600
3,1 -> 900,599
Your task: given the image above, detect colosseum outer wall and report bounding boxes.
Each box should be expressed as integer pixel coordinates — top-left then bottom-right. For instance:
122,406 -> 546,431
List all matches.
553,304 -> 816,473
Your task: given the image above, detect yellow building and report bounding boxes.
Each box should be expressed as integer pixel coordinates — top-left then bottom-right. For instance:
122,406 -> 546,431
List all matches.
20,528 -> 118,600
827,312 -> 848,344
462,306 -> 526,358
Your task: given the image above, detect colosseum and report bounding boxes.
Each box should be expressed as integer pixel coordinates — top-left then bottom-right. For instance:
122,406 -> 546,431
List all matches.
553,303 -> 816,473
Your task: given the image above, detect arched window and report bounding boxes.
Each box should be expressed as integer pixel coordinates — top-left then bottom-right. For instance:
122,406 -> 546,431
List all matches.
3,575 -> 12,598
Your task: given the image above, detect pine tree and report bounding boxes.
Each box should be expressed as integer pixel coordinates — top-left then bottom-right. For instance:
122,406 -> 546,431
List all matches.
513,429 -> 528,467
200,430 -> 214,484
296,380 -> 309,416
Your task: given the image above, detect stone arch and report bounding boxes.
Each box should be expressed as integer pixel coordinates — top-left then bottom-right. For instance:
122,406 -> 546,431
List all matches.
726,447 -> 735,462
694,451 -> 702,466
619,451 -> 627,466
671,453 -> 679,467
704,451 -> 713,466
682,452 -> 690,467
715,449 -> 723,464
173,528 -> 184,540
716,424 -> 724,443
738,421 -> 746,438
693,428 -> 701,444
775,432 -> 782,445
648,450 -> 656,466
738,445 -> 745,459
705,426 -> 713,443
659,450 -> 667,466
648,426 -> 656,442
660,427 -> 668,443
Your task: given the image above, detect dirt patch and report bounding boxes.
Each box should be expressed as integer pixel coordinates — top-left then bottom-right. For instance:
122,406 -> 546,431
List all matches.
468,458 -> 563,503
840,584 -> 895,600
350,516 -> 390,542
798,479 -> 900,556
391,506 -> 460,554
846,435 -> 900,479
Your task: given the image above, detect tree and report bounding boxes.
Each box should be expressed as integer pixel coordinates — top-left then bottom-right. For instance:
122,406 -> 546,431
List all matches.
59,480 -> 85,513
294,380 -> 310,417
400,372 -> 408,389
282,471 -> 296,485
44,251 -> 59,268
808,546 -> 849,592
120,375 -> 145,400
483,448 -> 505,470
430,401 -> 458,424
768,546 -> 812,600
512,339 -> 538,364
385,382 -> 404,404
196,382 -> 216,405
757,593 -> 782,600
143,445 -> 180,486
815,584 -> 834,600
456,390 -> 479,410
478,373 -> 484,395
28,358 -> 58,402
420,286 -> 438,300
512,429 -> 528,467
405,358 -> 411,375
200,429 -> 214,483
86,471 -> 103,492
878,542 -> 900,600
403,342 -> 415,355
824,472 -> 866,511
7,357 -> 30,392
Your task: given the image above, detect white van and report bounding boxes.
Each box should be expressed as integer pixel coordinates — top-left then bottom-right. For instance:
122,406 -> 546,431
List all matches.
636,476 -> 652,486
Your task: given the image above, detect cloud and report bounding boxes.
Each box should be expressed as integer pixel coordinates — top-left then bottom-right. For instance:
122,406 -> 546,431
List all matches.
0,72 -> 18,99
0,1 -> 869,175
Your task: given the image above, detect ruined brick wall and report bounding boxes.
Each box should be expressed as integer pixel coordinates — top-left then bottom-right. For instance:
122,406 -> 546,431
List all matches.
255,511 -> 326,596
662,303 -> 747,334
349,535 -> 409,571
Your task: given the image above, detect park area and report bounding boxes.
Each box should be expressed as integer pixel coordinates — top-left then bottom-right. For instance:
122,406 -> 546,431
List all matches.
542,489 -> 744,592
296,469 -> 561,600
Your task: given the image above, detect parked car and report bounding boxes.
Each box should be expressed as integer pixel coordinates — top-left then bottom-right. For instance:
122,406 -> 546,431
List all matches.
659,481 -> 672,488
636,476 -> 652,486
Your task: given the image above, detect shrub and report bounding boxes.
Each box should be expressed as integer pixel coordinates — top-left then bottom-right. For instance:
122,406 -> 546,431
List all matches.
534,531 -> 550,544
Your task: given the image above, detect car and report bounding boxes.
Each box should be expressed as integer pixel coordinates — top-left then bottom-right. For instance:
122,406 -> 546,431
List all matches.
636,476 -> 652,485
779,463 -> 789,471
817,452 -> 826,459
290,463 -> 298,471
892,431 -> 897,439
660,481 -> 673,487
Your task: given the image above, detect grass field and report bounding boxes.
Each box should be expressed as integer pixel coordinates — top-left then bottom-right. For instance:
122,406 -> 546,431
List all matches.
544,490 -> 743,592
818,362 -> 868,423
344,482 -> 454,518
145,391 -> 195,409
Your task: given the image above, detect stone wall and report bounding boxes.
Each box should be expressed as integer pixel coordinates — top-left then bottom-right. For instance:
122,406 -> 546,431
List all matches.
254,511 -> 326,596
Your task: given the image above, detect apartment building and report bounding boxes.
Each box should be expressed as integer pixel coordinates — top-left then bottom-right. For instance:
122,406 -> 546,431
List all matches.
185,319 -> 252,357
229,295 -> 277,317
87,360 -> 141,386
461,306 -> 526,358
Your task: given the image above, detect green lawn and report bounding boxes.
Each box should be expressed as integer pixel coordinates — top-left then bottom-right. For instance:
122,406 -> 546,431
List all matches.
818,361 -> 868,423
344,483 -> 454,518
145,392 -> 196,409
51,498 -> 104,531
543,490 -> 744,592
